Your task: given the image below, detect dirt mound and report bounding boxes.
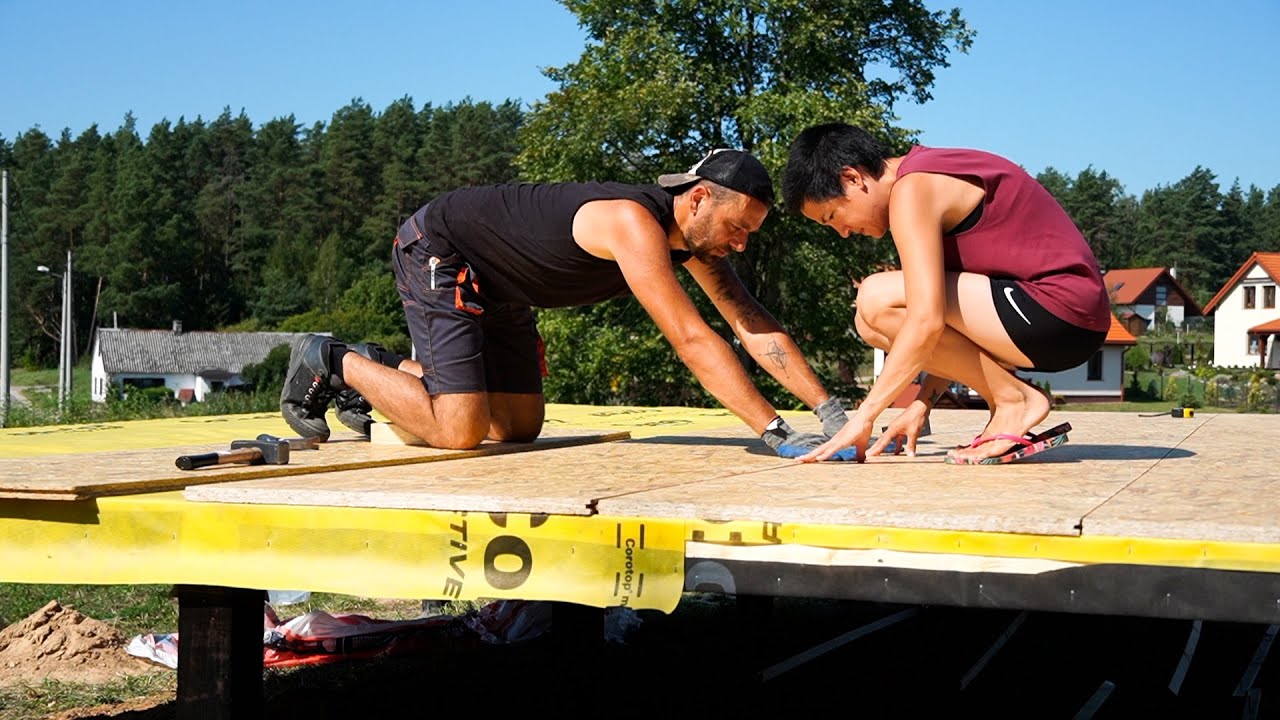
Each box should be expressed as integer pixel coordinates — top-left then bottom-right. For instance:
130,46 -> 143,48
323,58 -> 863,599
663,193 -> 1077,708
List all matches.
0,600 -> 163,686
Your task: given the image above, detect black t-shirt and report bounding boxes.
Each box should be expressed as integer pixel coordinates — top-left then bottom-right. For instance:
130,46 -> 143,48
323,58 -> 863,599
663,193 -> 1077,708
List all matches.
422,182 -> 689,308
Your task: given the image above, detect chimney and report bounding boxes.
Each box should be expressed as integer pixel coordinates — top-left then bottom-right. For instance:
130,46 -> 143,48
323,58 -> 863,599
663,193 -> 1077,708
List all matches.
172,320 -> 183,335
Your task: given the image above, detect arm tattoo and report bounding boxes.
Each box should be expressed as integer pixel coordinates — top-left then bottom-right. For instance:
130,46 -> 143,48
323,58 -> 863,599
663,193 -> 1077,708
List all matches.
764,340 -> 789,374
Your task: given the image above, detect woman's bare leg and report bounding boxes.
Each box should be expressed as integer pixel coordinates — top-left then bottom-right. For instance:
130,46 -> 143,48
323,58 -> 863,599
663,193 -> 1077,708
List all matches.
855,271 -> 1051,461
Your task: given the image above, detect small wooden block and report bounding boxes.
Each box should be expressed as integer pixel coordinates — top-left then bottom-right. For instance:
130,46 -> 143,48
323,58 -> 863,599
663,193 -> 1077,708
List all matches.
370,421 -> 429,446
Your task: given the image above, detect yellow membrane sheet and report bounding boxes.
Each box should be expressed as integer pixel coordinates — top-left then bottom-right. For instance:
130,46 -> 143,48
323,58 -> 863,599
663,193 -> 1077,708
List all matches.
0,491 -> 686,611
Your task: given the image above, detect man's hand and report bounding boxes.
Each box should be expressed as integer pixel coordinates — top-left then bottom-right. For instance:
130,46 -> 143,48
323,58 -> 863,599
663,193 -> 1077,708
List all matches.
813,397 -> 849,438
867,402 -> 932,458
761,416 -> 858,461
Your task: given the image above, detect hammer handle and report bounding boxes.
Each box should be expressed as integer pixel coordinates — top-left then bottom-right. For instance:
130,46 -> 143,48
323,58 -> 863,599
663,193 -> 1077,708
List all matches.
175,447 -> 263,470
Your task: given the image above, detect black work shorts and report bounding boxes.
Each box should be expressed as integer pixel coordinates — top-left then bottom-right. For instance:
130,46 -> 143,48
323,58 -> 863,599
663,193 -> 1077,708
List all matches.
391,207 -> 544,396
990,279 -> 1106,372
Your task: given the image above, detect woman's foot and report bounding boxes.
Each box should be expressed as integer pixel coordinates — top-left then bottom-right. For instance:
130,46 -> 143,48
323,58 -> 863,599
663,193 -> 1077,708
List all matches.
948,376 -> 1052,463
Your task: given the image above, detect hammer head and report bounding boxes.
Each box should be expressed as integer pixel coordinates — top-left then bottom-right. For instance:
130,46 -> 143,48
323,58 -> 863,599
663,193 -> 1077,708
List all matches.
257,433 -> 320,451
230,438 -> 291,464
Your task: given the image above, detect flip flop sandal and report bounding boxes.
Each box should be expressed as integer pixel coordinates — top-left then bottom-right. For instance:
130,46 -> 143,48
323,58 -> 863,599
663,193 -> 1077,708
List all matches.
955,422 -> 1072,451
946,423 -> 1071,465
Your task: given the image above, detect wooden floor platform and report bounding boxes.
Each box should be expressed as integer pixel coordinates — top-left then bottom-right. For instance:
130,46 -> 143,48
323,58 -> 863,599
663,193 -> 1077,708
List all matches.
2,405 -> 1278,624
183,408 -> 1278,543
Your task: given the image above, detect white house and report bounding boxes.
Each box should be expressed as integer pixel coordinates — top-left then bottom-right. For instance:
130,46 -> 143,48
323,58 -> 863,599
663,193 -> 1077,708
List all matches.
1202,252 -> 1280,369
90,323 -> 319,403
873,314 -> 1138,403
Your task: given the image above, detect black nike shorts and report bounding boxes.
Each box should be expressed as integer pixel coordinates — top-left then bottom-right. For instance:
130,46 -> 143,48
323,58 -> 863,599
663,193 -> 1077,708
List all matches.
990,279 -> 1107,372
391,208 -> 544,396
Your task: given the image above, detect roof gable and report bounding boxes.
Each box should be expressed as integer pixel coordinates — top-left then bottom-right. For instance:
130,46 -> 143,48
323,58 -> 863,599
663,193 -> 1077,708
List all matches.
1202,252 -> 1280,315
95,329 -> 319,375
1105,314 -> 1138,345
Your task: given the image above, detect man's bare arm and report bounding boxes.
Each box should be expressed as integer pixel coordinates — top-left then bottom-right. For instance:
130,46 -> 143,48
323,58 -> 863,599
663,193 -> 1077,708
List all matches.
573,200 -> 778,433
684,256 -> 833,409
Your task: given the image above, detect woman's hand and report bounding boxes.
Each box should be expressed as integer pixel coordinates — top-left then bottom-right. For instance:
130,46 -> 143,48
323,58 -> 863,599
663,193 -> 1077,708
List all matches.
800,415 -> 874,463
867,402 -> 932,458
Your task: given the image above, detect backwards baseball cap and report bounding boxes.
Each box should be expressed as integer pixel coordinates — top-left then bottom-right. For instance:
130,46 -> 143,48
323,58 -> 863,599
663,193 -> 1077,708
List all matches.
657,148 -> 775,207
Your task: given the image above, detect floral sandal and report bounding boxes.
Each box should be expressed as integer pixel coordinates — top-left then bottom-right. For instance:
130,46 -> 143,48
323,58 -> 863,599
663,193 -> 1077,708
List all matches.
946,423 -> 1072,465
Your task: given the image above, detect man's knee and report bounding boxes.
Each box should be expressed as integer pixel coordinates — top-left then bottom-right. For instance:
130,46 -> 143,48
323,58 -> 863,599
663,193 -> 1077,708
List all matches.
486,395 -> 545,443
425,393 -> 491,449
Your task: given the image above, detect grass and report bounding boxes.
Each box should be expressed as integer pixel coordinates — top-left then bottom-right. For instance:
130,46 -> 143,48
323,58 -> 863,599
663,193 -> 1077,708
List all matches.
0,672 -> 177,719
3,363 -> 279,428
1061,399 -> 1241,414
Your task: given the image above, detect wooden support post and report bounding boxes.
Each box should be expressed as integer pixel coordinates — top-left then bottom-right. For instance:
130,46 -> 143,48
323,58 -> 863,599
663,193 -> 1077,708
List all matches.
550,601 -> 603,656
174,585 -> 265,720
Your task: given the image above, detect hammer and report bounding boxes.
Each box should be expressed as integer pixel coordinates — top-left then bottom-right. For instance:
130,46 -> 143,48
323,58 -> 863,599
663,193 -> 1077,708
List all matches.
257,433 -> 320,450
175,437 -> 290,470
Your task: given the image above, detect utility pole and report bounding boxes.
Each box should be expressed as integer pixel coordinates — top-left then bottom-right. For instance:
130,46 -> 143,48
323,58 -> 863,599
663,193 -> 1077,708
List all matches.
62,249 -> 72,411
1,170 -> 9,427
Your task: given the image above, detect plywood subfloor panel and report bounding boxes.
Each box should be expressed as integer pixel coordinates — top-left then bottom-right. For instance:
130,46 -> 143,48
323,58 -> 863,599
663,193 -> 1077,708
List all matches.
183,420 -> 808,514
597,409 -> 1216,536
1083,413 -> 1280,543
0,427 -> 628,501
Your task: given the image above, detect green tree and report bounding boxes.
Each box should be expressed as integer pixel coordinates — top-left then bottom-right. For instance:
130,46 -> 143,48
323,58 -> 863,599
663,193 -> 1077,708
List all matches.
1051,166 -> 1135,273
191,108 -> 256,324
422,98 -> 524,195
1260,186 -> 1280,252
308,232 -> 354,313
320,99 -> 379,254
518,0 -> 972,406
1133,168 -> 1225,304
239,114 -> 324,326
8,128 -> 61,365
360,97 -> 429,269
251,235 -> 313,325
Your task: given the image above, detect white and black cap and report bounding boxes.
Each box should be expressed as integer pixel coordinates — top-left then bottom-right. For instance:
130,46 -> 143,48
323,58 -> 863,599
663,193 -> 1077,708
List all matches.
657,148 -> 775,207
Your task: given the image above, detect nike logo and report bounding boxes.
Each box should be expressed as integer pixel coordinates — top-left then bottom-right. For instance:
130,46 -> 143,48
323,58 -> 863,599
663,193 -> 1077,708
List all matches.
1004,286 -> 1032,325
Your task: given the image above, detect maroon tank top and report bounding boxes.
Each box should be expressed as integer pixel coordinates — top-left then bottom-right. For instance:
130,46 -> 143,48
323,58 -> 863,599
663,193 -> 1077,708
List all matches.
896,146 -> 1111,332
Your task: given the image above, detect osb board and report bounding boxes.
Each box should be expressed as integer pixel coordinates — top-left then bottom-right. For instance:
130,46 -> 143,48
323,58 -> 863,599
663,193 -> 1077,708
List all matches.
596,409 -> 1218,537
0,427 -> 629,501
0,412 -> 301,458
0,403 -> 741,459
1083,413 -> 1280,543
182,421 -> 808,514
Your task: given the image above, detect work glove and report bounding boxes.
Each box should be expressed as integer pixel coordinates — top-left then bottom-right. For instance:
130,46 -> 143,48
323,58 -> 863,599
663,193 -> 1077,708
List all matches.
813,397 -> 849,438
761,416 -> 858,461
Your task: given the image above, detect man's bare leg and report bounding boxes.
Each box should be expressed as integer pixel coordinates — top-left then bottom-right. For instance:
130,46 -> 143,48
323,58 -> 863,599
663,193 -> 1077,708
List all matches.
342,354 -> 488,449
343,355 -> 546,447
855,271 -> 1052,461
486,392 -> 545,442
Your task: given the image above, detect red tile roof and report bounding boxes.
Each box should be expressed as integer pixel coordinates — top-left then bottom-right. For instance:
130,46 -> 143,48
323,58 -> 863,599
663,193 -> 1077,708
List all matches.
1101,267 -> 1202,314
1203,252 -> 1280,315
1248,317 -> 1280,334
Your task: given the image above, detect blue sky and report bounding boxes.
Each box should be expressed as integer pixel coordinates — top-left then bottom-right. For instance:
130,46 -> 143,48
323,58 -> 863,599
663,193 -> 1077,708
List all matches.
2,0 -> 1277,196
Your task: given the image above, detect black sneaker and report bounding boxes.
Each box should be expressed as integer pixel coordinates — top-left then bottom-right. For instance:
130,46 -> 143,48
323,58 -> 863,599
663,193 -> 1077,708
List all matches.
334,389 -> 374,437
279,334 -> 348,441
332,342 -> 388,438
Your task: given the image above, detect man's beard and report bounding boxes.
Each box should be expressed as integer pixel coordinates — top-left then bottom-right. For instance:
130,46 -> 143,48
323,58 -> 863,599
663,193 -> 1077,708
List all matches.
685,211 -> 720,263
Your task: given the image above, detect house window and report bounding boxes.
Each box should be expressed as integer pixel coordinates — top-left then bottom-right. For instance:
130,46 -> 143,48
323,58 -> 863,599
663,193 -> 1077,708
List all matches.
1244,286 -> 1256,309
1248,335 -> 1260,355
1086,351 -> 1103,381
1155,284 -> 1167,305
1266,285 -> 1276,309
